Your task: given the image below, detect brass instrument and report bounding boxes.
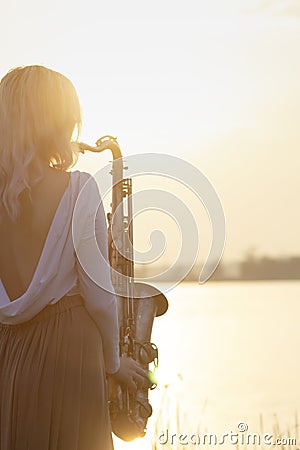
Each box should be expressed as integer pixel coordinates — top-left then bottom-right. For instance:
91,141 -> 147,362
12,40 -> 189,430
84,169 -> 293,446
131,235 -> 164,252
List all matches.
78,136 -> 168,442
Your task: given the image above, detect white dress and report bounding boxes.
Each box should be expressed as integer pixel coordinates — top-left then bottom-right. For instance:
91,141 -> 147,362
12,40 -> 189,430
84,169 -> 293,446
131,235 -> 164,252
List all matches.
0,170 -> 120,450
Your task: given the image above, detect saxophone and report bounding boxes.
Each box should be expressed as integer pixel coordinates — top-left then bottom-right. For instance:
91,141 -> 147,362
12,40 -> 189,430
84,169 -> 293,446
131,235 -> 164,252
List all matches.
78,136 -> 168,442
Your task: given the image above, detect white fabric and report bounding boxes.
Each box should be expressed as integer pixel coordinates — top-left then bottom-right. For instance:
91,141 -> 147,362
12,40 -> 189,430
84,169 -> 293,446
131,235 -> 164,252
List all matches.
0,170 -> 120,374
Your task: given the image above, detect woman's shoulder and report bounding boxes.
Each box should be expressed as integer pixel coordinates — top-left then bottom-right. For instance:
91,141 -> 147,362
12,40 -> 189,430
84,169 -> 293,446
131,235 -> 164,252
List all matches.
70,170 -> 99,192
70,169 -> 93,182
70,170 -> 101,209
71,170 -> 103,243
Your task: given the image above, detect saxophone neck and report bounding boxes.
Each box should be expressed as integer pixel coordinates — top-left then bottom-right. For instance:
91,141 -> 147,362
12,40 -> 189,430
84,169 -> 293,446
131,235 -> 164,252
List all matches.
78,135 -> 122,160
96,135 -> 122,160
78,134 -> 124,185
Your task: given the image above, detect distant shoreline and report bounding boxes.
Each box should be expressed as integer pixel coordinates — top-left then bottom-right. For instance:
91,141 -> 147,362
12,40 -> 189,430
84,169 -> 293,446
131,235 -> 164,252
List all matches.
135,255 -> 300,283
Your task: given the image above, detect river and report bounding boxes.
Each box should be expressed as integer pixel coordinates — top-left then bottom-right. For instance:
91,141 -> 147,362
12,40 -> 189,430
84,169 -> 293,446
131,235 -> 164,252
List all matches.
114,281 -> 300,449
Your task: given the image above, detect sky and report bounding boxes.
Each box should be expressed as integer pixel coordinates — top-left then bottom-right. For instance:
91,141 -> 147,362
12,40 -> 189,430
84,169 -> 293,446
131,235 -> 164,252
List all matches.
0,0 -> 300,265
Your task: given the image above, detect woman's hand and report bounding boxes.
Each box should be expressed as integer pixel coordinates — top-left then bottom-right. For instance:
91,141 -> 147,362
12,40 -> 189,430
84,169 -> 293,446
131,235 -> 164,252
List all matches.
108,356 -> 150,393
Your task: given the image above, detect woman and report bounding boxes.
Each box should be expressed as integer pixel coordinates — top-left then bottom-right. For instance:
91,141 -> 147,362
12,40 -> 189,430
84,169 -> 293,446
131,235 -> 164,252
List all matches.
0,65 -> 147,450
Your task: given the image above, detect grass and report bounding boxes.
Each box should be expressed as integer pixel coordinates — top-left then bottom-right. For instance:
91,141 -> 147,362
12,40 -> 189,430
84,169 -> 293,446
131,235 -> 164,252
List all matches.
151,385 -> 299,450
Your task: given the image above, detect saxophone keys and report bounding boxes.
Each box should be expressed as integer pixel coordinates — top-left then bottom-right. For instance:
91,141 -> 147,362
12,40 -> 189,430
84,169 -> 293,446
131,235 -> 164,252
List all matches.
139,401 -> 153,419
139,342 -> 158,364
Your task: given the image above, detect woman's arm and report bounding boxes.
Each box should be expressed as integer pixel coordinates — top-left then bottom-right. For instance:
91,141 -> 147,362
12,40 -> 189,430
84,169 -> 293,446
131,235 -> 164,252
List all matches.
73,173 -> 149,386
74,174 -> 120,374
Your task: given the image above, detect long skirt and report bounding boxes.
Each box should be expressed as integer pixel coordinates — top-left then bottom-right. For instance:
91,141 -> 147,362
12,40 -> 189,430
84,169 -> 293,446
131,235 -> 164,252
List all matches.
0,294 -> 114,450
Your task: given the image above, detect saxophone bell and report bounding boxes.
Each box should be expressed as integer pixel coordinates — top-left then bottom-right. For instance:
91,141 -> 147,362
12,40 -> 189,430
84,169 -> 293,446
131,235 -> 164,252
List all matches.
109,282 -> 168,442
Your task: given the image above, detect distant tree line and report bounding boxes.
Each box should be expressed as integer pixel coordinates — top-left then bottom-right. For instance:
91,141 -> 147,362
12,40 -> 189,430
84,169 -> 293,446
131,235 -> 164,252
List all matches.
134,255 -> 300,281
195,255 -> 300,281
238,255 -> 300,280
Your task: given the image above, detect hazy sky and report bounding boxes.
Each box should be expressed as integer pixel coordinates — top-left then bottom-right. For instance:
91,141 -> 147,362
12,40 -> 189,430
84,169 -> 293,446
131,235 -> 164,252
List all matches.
1,0 -> 299,264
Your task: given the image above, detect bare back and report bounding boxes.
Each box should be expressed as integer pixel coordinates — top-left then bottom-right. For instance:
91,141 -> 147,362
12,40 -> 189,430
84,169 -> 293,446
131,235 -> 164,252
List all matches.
0,168 -> 71,302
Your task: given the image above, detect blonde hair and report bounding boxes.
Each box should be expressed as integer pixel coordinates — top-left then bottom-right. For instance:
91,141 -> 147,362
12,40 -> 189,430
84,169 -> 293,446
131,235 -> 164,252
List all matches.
0,65 -> 82,223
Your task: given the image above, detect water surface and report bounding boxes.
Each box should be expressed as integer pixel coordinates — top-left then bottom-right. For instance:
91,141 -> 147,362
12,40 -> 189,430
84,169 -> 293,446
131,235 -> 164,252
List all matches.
114,281 -> 300,449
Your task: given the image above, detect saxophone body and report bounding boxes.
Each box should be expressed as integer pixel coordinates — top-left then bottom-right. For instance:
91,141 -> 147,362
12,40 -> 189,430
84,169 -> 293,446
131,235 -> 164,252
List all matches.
78,136 -> 168,442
